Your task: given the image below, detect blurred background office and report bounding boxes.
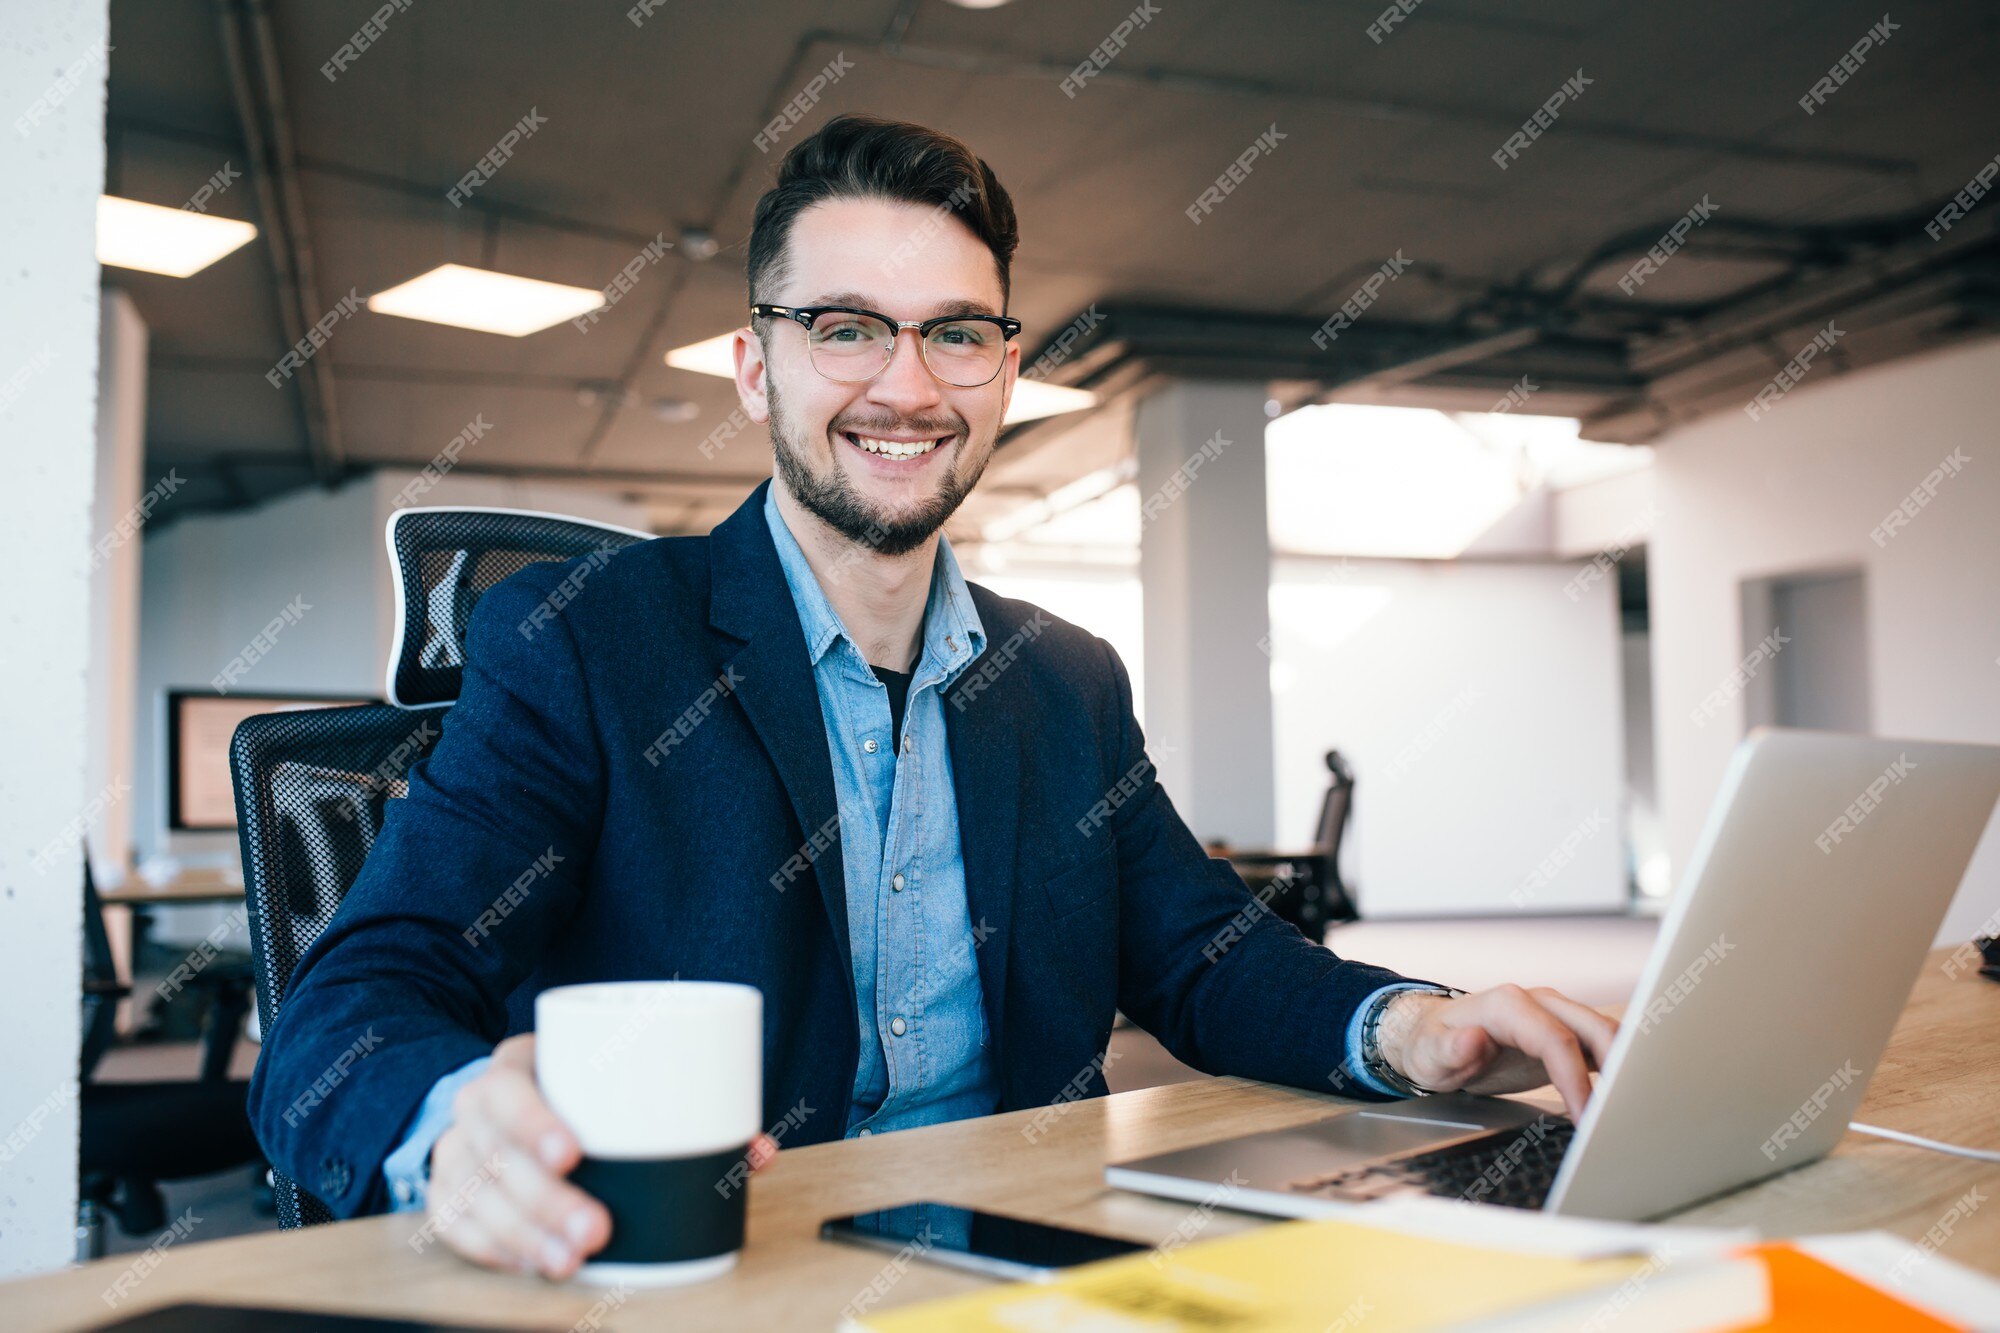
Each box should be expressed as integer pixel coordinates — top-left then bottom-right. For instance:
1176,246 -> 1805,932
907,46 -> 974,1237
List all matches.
5,0 -> 1999,1280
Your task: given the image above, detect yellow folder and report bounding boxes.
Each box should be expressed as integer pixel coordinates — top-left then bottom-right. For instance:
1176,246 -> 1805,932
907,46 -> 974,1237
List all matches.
840,1216 -> 1653,1332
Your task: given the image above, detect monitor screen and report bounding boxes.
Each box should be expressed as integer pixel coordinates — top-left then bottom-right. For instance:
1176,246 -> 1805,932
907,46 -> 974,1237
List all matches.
167,691 -> 374,831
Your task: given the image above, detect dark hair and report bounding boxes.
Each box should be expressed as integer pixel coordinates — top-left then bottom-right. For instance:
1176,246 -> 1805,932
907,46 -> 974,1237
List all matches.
746,114 -> 1019,309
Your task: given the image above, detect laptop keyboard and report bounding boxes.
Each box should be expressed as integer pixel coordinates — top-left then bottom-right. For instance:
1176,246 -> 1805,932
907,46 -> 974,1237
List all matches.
1288,1118 -> 1577,1210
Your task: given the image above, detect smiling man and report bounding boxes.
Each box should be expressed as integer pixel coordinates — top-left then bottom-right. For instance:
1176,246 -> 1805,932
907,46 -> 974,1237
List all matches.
251,114 -> 1616,1279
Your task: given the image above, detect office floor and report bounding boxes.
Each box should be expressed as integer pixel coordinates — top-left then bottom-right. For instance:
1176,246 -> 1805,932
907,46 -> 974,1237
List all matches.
89,913 -> 1658,1255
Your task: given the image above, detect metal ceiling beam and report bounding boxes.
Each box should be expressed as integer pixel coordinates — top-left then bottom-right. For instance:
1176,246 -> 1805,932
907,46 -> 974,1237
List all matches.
216,0 -> 343,486
107,116 -> 679,253
834,31 -> 1917,180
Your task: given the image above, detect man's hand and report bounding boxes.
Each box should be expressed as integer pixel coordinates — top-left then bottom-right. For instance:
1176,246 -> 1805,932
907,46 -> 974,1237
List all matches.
425,1034 -> 779,1278
1375,985 -> 1618,1121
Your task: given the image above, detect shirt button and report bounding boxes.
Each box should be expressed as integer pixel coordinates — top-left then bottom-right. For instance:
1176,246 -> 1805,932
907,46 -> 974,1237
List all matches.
392,1178 -> 415,1206
857,1128 -> 873,1137
891,873 -> 905,892
902,734 -> 914,754
863,738 -> 879,754
890,1016 -> 908,1037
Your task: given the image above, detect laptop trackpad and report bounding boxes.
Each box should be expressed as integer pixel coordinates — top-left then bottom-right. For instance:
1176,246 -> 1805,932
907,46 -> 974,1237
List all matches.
1328,1092 -> 1550,1157
1323,1112 -> 1491,1157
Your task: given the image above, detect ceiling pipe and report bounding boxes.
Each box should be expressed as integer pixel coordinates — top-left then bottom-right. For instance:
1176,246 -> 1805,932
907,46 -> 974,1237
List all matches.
215,0 -> 344,486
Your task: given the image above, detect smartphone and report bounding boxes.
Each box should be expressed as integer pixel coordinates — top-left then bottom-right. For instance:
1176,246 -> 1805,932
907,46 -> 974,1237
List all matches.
820,1200 -> 1147,1282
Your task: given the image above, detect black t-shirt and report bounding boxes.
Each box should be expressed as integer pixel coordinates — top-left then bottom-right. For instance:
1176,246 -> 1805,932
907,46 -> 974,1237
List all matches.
870,663 -> 913,752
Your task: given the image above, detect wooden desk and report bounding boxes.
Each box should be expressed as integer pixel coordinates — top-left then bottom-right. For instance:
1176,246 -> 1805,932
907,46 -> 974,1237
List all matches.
98,876 -> 246,908
12,949 -> 1996,1331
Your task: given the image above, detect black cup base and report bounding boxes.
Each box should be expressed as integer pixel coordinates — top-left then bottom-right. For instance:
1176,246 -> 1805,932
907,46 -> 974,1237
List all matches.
570,1144 -> 749,1265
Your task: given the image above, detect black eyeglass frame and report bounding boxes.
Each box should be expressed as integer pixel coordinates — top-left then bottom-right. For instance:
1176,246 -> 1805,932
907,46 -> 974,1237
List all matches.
750,303 -> 1023,388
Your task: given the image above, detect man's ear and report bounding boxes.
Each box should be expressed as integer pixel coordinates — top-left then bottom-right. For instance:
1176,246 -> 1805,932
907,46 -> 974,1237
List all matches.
733,326 -> 771,424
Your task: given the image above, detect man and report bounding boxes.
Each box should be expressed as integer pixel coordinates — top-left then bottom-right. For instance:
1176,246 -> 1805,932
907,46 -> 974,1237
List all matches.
252,115 -> 1616,1279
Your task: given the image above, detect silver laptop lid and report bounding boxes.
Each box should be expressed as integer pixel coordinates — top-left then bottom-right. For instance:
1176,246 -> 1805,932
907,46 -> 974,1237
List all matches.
1547,728 -> 2000,1219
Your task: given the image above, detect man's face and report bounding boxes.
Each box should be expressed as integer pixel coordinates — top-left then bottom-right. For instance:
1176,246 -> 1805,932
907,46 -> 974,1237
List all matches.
735,196 -> 1016,555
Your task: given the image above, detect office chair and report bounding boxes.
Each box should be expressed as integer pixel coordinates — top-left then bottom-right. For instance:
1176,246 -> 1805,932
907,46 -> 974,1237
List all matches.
1219,749 -> 1362,940
232,507 -> 650,1227
78,854 -> 262,1256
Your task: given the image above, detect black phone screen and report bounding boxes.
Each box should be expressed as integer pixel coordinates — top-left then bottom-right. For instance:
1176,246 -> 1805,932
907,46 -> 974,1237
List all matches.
821,1200 -> 1146,1279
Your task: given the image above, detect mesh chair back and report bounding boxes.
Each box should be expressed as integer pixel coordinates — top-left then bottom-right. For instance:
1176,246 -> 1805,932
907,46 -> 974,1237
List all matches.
385,506 -> 651,708
230,703 -> 444,1227
80,854 -> 123,1081
1313,750 -> 1356,851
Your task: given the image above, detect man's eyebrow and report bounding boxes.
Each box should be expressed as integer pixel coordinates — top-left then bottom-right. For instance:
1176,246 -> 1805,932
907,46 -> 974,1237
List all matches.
926,297 -> 1002,319
803,292 -> 1002,320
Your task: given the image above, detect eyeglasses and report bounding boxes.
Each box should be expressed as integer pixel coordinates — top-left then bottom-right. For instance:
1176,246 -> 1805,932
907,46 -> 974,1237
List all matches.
751,303 -> 1022,389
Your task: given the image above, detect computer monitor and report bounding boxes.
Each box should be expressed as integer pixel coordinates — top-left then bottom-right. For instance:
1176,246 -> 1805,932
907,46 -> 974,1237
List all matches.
166,691 -> 375,831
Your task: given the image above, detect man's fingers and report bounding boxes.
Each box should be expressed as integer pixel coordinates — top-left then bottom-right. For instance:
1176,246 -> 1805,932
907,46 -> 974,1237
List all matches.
437,1211 -> 514,1272
458,1062 -> 577,1173
490,1032 -> 536,1071
1463,988 -> 1593,1118
460,1154 -> 582,1278
1528,989 -> 1619,1071
748,1133 -> 779,1172
428,1130 -> 523,1272
458,1112 -> 610,1263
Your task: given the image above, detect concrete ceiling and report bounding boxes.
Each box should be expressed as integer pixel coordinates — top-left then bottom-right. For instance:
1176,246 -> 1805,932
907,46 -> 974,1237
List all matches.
104,0 -> 2000,536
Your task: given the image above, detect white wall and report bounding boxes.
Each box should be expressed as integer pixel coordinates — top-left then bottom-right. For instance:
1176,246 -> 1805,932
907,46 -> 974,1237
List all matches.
0,0 -> 108,1278
1649,336 -> 2000,946
1269,555 -> 1628,915
135,472 -> 651,869
137,478 -> 387,866
970,557 -> 1146,721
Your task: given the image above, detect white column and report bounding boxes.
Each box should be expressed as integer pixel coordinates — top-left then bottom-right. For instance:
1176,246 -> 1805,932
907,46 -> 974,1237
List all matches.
0,0 -> 109,1277
1134,380 -> 1277,846
90,290 -> 148,885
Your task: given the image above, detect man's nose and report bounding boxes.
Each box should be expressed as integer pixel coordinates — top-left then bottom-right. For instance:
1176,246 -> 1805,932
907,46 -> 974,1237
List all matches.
864,329 -> 945,415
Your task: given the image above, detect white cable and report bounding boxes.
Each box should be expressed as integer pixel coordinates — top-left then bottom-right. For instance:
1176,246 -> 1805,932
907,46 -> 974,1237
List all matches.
1849,1121 -> 2000,1163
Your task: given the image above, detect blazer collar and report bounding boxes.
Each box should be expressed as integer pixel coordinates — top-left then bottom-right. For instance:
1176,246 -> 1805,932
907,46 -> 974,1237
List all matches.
706,481 -> 857,1006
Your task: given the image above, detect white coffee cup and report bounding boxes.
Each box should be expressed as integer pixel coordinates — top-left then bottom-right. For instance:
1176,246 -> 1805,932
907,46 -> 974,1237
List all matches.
535,980 -> 763,1286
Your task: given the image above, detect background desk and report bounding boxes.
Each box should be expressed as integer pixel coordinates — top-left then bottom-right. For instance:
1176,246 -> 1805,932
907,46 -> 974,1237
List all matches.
95,874 -> 247,1037
12,948 -> 1996,1331
97,875 -> 246,908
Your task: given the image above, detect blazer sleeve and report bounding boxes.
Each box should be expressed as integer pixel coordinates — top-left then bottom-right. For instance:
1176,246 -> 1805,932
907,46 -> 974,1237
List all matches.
247,565 -> 607,1217
1097,637 -> 1436,1097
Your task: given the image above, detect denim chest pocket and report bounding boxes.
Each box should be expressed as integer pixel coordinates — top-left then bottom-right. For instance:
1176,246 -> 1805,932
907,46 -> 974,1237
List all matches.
1040,845 -> 1117,920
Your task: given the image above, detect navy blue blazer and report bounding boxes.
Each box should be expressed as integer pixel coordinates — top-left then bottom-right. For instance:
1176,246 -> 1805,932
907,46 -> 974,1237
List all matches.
250,482 -> 1416,1217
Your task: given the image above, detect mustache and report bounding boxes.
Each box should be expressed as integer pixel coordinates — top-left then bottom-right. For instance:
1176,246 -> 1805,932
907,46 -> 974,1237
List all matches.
831,413 -> 963,439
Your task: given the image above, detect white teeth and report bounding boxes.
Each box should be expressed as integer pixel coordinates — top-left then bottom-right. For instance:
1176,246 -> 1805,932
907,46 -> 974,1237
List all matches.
852,434 -> 941,460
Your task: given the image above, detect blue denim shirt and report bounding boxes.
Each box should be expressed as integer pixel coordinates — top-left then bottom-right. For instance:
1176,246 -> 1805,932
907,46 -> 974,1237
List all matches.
760,487 -> 1000,1138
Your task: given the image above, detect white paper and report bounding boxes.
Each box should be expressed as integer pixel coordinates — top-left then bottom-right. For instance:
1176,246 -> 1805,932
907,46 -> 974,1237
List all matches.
1795,1231 -> 2000,1329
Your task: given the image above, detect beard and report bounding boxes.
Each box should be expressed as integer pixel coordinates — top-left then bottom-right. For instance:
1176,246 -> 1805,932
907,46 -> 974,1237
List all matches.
767,374 -> 988,558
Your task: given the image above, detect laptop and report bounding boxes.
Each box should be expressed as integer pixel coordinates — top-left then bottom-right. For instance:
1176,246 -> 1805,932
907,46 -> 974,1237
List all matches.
1107,728 -> 2000,1222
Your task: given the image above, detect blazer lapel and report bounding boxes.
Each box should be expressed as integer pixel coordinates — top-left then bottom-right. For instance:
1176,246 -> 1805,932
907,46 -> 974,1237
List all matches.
945,619 -> 1022,1074
708,484 -> 855,1001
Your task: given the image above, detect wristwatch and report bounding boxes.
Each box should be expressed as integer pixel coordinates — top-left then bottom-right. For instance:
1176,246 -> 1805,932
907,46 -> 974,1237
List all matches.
1359,986 -> 1464,1097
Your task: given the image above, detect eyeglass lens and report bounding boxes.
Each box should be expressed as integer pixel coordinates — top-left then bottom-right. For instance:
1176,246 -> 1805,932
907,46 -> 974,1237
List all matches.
806,311 -> 1005,387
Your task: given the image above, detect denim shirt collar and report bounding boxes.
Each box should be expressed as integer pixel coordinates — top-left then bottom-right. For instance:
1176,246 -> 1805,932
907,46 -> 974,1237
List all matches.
762,484 -> 986,689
